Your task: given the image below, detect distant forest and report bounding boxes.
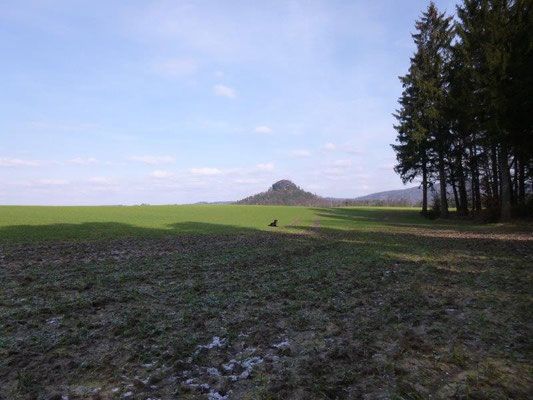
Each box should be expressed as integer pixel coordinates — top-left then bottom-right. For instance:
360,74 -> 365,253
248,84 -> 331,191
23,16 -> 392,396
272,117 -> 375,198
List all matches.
393,0 -> 532,220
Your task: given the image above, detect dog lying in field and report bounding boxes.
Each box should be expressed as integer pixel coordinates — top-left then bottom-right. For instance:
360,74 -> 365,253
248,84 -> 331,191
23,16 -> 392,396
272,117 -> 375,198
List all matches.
269,219 -> 278,227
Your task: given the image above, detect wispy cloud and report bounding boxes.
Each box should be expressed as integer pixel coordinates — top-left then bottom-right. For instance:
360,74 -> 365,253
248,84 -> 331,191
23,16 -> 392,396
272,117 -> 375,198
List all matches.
0,157 -> 42,167
190,167 -> 223,176
235,178 -> 263,184
324,143 -> 336,151
213,84 -> 236,99
329,159 -> 352,167
88,177 -> 116,185
255,162 -> 274,171
69,157 -> 99,165
150,170 -> 174,179
128,155 -> 175,165
344,144 -> 364,154
254,125 -> 273,135
36,179 -> 70,186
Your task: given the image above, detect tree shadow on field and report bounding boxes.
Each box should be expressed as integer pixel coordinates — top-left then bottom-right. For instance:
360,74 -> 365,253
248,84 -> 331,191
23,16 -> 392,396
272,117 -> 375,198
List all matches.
311,207 -> 533,232
0,221 -> 262,243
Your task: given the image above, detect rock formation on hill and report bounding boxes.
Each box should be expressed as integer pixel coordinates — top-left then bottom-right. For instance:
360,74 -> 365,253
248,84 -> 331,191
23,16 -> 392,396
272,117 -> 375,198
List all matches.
236,180 -> 328,206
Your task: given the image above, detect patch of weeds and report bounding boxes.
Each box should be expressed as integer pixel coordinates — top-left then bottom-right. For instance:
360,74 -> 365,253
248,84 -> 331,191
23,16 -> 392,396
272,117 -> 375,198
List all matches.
449,343 -> 469,368
16,371 -> 42,396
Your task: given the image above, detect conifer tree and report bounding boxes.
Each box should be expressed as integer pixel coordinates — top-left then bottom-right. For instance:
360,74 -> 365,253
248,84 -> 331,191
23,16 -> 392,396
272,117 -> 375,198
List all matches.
394,2 -> 453,217
393,0 -> 532,220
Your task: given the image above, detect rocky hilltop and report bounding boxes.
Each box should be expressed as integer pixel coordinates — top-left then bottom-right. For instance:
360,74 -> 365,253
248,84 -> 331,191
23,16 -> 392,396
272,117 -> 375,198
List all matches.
236,180 -> 328,206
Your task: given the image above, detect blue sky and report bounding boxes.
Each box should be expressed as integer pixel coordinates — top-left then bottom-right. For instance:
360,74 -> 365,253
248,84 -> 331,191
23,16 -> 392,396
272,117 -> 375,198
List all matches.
0,0 -> 458,205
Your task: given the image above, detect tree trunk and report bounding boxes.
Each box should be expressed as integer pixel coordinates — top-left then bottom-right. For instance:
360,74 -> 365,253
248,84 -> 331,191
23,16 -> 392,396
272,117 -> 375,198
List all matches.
457,156 -> 469,215
470,178 -> 475,213
452,179 -> 459,212
422,157 -> 428,215
518,155 -> 525,206
491,144 -> 499,201
470,139 -> 481,211
499,144 -> 512,221
438,152 -> 449,218
486,164 -> 494,199
449,163 -> 460,212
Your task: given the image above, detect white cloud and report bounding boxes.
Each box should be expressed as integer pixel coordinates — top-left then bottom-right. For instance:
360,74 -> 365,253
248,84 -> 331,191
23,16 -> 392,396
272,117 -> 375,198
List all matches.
190,167 -> 223,176
235,178 -> 262,184
152,58 -> 197,78
0,157 -> 42,167
150,170 -> 174,179
69,157 -> 98,165
254,125 -> 273,135
324,143 -> 336,151
344,144 -> 364,154
36,179 -> 70,186
255,162 -> 274,171
214,70 -> 224,78
213,84 -> 236,99
290,149 -> 311,157
128,155 -> 175,165
88,177 -> 116,185
323,167 -> 348,177
330,159 -> 352,167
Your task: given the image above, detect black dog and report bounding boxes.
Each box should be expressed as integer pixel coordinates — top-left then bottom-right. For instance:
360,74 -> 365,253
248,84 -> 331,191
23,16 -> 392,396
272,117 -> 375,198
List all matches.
269,219 -> 278,227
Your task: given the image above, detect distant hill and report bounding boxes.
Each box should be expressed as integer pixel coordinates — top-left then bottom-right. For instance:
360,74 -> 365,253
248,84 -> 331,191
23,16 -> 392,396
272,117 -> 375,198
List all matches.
350,186 -> 423,206
235,180 -> 431,207
236,180 -> 328,206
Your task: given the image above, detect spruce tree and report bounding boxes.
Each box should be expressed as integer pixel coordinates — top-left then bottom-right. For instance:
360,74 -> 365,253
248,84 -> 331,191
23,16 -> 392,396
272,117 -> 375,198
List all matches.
394,2 -> 453,217
456,0 -> 515,219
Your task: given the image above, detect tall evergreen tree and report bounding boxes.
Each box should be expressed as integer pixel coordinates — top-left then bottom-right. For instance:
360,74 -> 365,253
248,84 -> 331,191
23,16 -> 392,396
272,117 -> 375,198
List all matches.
456,0 -> 515,219
394,2 -> 453,217
393,0 -> 532,220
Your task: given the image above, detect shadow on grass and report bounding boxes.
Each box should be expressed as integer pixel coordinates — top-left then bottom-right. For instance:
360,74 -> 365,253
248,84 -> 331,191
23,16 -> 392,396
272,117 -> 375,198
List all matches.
1,218 -> 530,271
0,221 -> 263,242
311,207 -> 533,232
0,207 -> 531,244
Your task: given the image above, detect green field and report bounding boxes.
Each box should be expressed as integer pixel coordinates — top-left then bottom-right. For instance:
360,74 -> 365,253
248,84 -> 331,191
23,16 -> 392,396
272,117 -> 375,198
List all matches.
1,206 -> 532,399
0,205 -> 518,242
0,205 -> 319,241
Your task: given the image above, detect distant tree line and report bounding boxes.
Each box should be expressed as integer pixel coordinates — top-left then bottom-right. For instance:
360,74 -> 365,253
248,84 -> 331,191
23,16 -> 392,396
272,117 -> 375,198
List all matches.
393,0 -> 532,220
334,199 -> 418,207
